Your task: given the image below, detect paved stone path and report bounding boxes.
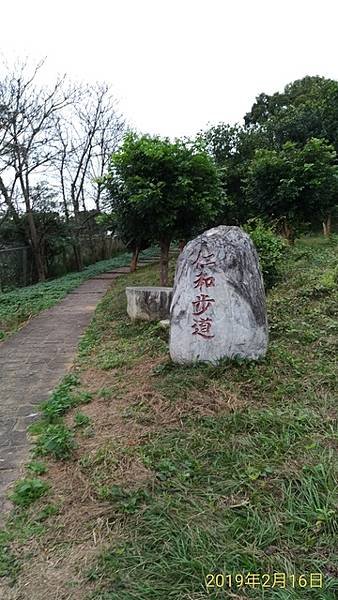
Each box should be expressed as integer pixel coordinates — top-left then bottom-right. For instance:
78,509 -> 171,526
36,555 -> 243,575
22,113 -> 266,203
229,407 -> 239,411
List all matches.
0,266 -> 143,522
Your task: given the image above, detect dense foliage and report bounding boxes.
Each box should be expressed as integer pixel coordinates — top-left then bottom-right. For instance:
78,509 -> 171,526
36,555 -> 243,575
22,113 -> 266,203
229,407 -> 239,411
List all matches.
244,76 -> 338,151
244,139 -> 338,241
103,133 -> 224,284
198,76 -> 338,240
243,219 -> 286,288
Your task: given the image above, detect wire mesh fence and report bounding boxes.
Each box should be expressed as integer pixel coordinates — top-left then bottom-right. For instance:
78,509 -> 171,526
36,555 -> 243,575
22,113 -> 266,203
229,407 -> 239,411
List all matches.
0,236 -> 125,292
0,246 -> 32,291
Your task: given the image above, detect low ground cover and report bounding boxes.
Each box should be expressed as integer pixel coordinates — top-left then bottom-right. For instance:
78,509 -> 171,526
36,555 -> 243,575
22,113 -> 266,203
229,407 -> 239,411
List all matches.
0,247 -> 158,340
0,236 -> 337,599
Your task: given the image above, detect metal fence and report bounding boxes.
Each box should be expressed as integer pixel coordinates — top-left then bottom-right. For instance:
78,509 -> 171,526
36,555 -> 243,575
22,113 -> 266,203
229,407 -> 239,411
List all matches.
0,236 -> 125,292
0,246 -> 33,291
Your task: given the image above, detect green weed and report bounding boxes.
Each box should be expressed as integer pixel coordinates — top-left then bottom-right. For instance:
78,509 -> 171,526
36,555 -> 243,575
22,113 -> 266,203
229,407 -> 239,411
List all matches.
10,478 -> 49,508
74,412 -> 91,428
41,374 -> 80,422
35,424 -> 76,460
26,460 -> 48,475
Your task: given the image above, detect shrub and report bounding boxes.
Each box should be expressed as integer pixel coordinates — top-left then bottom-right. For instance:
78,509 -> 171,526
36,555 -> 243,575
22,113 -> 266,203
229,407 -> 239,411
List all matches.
10,478 -> 49,507
35,424 -> 76,460
244,219 -> 286,288
319,267 -> 338,289
27,461 -> 48,475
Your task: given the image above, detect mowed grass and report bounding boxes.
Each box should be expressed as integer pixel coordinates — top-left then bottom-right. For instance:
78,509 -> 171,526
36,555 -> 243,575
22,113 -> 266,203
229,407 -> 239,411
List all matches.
0,236 -> 337,600
0,247 -> 158,340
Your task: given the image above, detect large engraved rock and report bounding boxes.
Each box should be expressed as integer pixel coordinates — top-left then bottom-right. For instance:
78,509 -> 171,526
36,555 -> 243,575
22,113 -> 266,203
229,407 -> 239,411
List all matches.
169,226 -> 268,364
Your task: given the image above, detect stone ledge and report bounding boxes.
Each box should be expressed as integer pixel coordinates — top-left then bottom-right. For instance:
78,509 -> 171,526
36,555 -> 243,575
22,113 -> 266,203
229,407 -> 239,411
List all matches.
126,286 -> 173,321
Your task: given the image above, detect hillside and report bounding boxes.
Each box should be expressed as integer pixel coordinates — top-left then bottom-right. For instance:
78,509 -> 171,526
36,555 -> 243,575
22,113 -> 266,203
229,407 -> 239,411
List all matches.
0,235 -> 337,600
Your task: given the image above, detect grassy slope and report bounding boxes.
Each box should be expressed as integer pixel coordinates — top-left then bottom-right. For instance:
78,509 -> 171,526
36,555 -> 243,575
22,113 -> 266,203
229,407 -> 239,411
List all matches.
0,248 -> 158,340
0,236 -> 337,600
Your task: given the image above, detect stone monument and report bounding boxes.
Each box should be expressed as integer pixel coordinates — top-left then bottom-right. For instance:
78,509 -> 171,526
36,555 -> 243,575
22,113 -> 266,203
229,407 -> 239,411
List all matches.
169,226 -> 268,364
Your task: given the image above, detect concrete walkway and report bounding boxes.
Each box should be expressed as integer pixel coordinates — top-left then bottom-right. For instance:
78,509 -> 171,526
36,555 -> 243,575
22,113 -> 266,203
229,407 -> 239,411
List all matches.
0,267 -> 136,521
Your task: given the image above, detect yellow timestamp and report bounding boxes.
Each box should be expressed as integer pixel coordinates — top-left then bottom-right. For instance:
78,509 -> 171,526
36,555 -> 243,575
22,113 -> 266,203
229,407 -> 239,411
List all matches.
205,572 -> 324,590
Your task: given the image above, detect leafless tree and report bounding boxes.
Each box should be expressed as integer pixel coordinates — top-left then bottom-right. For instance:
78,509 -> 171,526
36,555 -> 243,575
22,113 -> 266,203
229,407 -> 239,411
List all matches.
0,57 -> 126,279
55,82 -> 125,269
0,58 -> 76,280
87,87 -> 125,211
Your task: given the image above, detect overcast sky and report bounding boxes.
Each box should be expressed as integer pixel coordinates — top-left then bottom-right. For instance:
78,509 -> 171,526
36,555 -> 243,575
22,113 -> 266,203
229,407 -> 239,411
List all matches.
2,0 -> 338,138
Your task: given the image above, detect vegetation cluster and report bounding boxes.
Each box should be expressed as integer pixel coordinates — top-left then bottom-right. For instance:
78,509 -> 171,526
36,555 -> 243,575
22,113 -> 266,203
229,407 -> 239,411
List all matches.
1,67 -> 337,289
101,75 -> 338,284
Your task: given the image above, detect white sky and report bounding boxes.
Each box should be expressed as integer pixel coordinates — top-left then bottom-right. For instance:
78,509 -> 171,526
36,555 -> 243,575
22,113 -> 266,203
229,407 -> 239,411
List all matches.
1,0 -> 338,138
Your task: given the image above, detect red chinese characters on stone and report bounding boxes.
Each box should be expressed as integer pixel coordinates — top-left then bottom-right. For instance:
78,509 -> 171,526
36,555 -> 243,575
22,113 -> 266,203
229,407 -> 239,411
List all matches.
192,294 -> 215,316
191,249 -> 216,339
192,250 -> 216,270
193,272 -> 215,292
192,317 -> 215,338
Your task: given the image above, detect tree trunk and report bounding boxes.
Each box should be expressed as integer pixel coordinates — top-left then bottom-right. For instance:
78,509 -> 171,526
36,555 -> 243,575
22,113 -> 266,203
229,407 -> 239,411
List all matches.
72,241 -> 83,271
75,232 -> 83,270
41,242 -> 48,279
26,210 -> 46,281
22,247 -> 27,287
71,183 -> 83,271
62,246 -> 68,274
323,214 -> 332,237
160,239 -> 170,286
178,239 -> 186,253
17,168 -> 46,281
282,220 -> 295,245
0,176 -> 20,225
103,236 -> 108,260
130,247 -> 140,272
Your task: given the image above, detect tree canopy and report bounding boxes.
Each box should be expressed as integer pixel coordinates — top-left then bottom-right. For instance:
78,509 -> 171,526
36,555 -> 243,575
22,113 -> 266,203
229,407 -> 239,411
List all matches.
245,138 -> 338,240
245,76 -> 338,151
199,76 -> 338,237
103,133 -> 224,284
